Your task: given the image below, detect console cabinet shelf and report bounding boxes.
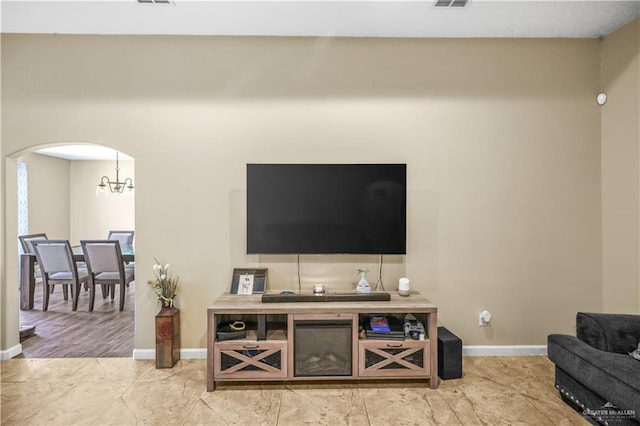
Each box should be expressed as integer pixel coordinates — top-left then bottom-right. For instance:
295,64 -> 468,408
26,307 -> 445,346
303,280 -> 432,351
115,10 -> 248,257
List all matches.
207,291 -> 438,391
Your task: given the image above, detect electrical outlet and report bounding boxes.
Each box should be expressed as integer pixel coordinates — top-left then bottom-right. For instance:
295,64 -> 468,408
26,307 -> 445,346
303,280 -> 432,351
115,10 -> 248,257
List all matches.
479,310 -> 491,326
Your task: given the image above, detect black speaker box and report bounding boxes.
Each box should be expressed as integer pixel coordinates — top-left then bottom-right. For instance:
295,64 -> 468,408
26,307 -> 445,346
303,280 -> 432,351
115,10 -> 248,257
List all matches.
437,326 -> 462,380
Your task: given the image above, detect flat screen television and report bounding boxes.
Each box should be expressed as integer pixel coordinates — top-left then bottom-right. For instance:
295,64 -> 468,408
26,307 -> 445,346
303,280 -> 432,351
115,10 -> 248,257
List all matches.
246,163 -> 406,254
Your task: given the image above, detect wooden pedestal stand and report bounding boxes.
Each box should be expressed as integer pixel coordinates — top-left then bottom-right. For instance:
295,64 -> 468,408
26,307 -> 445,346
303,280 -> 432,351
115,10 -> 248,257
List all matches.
155,306 -> 180,368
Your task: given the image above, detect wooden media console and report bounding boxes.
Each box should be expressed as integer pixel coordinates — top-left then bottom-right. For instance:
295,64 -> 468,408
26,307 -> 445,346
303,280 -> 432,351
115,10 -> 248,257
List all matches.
206,291 -> 438,391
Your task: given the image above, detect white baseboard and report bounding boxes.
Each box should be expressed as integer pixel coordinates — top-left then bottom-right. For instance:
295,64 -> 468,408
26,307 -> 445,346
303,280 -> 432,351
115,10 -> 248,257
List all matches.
132,349 -> 155,360
181,348 -> 207,359
133,348 -> 207,360
463,345 -> 547,356
1,345 -> 547,361
0,344 -> 23,360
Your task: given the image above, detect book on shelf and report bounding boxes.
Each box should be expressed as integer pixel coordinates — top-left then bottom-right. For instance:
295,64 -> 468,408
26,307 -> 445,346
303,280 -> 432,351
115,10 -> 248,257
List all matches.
363,314 -> 406,339
369,314 -> 391,332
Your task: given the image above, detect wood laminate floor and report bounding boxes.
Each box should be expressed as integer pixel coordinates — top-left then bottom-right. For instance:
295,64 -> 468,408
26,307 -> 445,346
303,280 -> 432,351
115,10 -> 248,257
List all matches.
17,281 -> 135,358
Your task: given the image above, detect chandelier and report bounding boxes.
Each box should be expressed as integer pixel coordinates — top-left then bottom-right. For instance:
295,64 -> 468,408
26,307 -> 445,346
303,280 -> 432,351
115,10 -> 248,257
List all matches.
96,152 -> 134,196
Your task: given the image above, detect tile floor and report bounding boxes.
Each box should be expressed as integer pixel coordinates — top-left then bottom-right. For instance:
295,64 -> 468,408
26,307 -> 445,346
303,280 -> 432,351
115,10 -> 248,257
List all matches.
1,356 -> 587,425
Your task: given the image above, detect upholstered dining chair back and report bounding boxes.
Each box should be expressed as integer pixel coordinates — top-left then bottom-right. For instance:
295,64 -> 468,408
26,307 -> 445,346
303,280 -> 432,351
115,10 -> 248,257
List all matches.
107,230 -> 134,249
82,241 -> 122,273
19,233 -> 48,254
31,240 -> 74,274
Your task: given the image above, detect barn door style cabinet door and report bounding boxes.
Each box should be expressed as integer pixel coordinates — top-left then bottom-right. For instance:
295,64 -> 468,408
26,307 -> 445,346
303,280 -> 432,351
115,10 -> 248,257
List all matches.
359,339 -> 430,377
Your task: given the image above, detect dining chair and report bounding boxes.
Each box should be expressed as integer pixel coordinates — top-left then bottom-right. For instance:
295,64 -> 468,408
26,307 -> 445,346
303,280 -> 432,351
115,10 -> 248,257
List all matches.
18,233 -> 71,295
18,233 -> 48,286
31,239 -> 89,311
81,240 -> 134,312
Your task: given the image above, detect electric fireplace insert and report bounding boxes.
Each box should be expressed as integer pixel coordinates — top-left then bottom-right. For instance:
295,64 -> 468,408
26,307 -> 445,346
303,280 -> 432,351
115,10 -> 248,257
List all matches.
294,319 -> 352,377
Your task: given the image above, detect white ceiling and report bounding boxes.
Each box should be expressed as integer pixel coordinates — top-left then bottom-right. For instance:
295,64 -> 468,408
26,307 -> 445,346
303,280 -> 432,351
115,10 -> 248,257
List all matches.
36,145 -> 134,161
2,0 -> 639,39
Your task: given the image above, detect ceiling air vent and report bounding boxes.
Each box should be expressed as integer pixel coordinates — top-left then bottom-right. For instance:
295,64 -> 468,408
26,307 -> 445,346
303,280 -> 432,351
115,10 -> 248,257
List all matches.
137,0 -> 174,4
435,0 -> 469,7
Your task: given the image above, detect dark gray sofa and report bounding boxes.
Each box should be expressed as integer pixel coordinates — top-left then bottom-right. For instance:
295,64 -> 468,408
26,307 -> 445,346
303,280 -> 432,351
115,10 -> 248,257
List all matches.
548,312 -> 640,425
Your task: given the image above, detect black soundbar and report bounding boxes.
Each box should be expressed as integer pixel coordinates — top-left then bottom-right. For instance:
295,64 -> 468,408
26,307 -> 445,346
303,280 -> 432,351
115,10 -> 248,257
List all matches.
261,292 -> 391,303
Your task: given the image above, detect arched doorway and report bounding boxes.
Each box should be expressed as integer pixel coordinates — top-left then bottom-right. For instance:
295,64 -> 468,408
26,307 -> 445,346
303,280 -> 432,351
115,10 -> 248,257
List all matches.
5,142 -> 136,358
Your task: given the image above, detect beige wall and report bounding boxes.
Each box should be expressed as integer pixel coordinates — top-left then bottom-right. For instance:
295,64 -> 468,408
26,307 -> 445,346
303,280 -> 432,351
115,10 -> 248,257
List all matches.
18,153 -> 71,240
1,34 -> 608,353
601,19 -> 640,314
70,159 -> 135,244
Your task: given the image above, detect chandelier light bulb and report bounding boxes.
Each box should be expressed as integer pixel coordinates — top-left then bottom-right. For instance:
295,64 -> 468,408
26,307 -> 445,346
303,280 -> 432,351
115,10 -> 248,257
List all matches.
96,183 -> 107,196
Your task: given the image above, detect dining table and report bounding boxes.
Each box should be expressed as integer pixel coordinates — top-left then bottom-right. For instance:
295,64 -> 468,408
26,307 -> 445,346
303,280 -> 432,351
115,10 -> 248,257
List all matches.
20,244 -> 135,310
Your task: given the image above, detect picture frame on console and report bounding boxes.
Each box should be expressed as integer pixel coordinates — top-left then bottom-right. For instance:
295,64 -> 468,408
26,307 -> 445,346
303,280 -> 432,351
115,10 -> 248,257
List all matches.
230,268 -> 268,294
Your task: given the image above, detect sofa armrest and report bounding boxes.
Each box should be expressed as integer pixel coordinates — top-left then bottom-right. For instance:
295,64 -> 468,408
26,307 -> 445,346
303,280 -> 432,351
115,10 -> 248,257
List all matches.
548,333 -> 640,420
576,312 -> 640,354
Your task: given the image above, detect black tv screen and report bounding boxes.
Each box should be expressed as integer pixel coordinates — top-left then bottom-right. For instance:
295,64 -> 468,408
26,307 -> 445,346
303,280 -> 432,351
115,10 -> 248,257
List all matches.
247,164 -> 406,254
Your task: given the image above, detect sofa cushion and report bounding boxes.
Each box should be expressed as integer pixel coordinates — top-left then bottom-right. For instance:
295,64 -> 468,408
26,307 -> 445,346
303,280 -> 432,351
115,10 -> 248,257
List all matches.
576,312 -> 640,354
548,333 -> 640,421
